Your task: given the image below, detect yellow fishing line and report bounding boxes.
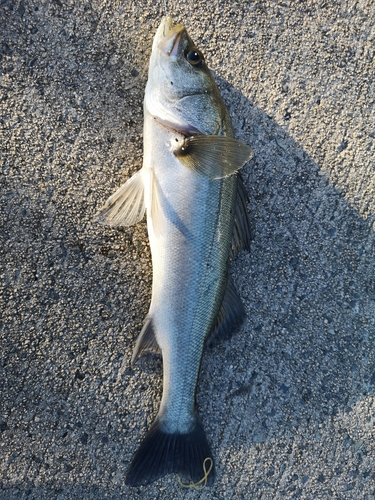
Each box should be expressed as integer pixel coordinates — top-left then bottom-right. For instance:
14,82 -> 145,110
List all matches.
178,457 -> 213,490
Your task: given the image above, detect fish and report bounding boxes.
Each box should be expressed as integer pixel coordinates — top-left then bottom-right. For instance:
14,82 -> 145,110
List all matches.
95,16 -> 252,487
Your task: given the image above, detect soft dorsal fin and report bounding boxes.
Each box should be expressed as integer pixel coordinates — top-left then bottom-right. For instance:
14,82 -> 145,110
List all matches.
207,278 -> 245,345
174,135 -> 252,179
131,316 -> 161,365
95,169 -> 145,227
231,173 -> 251,258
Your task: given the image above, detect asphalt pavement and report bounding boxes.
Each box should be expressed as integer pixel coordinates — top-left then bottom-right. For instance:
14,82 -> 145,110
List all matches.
1,0 -> 375,498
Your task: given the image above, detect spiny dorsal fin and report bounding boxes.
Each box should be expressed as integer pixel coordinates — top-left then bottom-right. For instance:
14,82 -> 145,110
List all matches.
174,135 -> 252,179
131,316 -> 161,365
94,169 -> 145,227
207,278 -> 245,345
230,173 -> 251,258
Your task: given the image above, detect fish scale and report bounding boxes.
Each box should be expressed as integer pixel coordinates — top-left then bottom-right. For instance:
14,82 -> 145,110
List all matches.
149,132 -> 235,433
95,16 -> 252,487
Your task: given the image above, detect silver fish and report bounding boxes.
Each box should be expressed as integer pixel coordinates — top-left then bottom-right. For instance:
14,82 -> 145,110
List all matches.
96,16 -> 252,487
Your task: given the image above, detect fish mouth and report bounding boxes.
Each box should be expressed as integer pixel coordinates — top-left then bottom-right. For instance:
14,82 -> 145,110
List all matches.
156,16 -> 185,57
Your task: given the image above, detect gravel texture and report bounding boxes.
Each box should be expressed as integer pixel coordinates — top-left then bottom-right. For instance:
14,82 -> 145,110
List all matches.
1,1 -> 375,499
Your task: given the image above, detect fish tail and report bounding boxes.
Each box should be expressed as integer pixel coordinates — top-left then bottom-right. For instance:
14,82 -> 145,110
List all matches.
125,416 -> 215,487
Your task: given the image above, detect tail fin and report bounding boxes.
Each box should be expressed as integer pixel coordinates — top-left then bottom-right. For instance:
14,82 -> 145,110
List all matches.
125,416 -> 215,487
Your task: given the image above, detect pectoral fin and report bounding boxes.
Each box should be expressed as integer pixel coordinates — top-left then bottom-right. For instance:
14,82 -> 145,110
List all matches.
95,169 -> 145,227
174,135 -> 252,179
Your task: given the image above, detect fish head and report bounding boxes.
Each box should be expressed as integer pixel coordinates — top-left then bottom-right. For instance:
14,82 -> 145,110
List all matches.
145,16 -> 230,136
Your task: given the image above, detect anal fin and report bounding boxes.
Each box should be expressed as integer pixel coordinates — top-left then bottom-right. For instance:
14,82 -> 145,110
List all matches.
131,316 -> 161,365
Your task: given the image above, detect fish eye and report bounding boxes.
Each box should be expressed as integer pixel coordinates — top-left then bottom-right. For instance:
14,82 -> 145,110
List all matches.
186,49 -> 203,67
